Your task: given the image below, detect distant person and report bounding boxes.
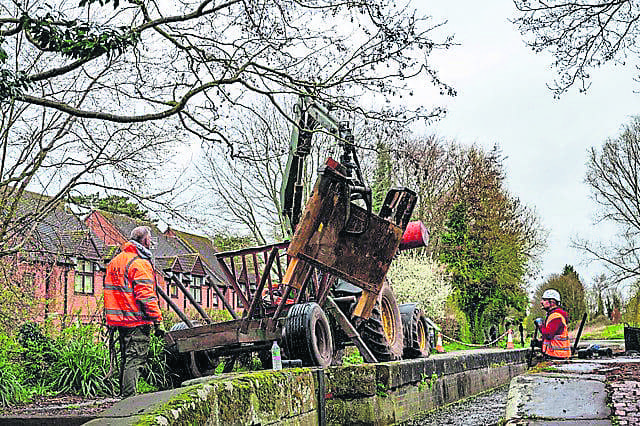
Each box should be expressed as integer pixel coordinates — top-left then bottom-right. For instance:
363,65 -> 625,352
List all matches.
104,226 -> 165,397
533,289 -> 571,359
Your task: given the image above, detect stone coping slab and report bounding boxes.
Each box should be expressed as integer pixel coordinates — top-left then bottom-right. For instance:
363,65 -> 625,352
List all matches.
82,349 -> 529,425
376,348 -> 528,390
505,371 -> 610,422
85,368 -> 317,426
553,363 -> 604,374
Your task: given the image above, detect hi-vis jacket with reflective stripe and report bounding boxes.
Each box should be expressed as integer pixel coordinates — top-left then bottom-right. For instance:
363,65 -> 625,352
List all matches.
542,308 -> 571,358
104,241 -> 163,327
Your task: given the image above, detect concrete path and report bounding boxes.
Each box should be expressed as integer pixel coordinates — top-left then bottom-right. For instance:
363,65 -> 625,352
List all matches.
504,354 -> 640,425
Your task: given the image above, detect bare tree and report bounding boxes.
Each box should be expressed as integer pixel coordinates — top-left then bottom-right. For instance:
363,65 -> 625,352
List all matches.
513,0 -> 640,96
575,116 -> 640,284
585,273 -> 609,317
0,80 -> 186,256
391,134 -> 454,249
2,0 -> 455,128
196,102 -> 291,243
0,0 -> 457,256
195,99 -> 344,243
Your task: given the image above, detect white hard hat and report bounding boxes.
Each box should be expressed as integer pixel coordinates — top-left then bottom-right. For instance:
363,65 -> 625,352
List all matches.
542,289 -> 561,302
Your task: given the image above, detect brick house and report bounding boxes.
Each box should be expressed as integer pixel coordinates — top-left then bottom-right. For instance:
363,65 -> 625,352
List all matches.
5,191 -> 237,327
164,227 -> 236,311
85,210 -> 237,316
7,191 -> 105,325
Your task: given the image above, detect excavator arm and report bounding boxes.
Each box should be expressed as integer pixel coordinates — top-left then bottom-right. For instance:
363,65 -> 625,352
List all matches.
280,96 -> 371,234
278,96 -> 419,321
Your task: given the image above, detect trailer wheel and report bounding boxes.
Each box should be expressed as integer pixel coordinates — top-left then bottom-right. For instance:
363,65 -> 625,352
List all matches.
284,302 -> 333,367
399,303 -> 431,358
167,321 -> 214,379
357,280 -> 403,361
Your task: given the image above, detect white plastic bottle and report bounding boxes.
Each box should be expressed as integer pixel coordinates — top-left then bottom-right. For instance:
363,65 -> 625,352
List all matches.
271,340 -> 283,370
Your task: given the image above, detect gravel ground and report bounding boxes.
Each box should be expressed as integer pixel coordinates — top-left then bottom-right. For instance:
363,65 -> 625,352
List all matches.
402,384 -> 509,426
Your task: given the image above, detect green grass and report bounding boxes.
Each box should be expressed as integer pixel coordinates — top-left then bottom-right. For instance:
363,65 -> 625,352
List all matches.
581,324 -> 624,340
438,336 -> 528,353
441,341 -> 476,351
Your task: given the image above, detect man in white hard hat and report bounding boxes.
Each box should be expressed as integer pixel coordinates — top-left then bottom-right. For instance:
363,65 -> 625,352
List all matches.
533,289 -> 571,359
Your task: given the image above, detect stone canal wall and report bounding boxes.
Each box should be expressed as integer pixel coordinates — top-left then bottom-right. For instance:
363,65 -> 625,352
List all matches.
326,349 -> 528,425
85,348 -> 528,426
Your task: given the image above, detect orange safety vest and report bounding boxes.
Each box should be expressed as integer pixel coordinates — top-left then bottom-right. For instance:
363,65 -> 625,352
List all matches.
104,241 -> 163,327
542,311 -> 571,358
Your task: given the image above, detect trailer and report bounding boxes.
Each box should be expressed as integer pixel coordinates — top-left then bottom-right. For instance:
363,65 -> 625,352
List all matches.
160,97 -> 433,379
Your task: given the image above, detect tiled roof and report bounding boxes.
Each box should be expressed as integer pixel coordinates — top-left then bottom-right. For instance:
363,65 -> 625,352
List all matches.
95,213 -> 229,287
167,227 -> 229,286
96,210 -> 184,258
176,253 -> 198,271
168,228 -> 217,265
16,190 -> 102,261
156,256 -> 180,273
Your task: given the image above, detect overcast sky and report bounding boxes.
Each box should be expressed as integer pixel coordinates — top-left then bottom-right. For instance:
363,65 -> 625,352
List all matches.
412,1 -> 639,291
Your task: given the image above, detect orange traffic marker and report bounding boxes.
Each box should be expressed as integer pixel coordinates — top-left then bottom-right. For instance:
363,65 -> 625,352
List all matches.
506,328 -> 514,349
435,332 -> 445,353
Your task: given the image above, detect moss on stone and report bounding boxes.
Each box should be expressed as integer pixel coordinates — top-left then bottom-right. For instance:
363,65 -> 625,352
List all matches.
327,364 -> 376,397
343,397 -> 377,422
527,361 -> 553,374
217,378 -> 253,424
133,384 -> 215,426
129,368 -> 318,425
243,370 -> 287,417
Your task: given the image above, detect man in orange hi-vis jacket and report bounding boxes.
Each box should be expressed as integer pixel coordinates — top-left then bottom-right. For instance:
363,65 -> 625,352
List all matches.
104,226 -> 164,397
534,289 -> 571,359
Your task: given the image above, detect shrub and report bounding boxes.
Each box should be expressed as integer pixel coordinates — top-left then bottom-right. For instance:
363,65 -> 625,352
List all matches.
441,296 -> 470,341
50,324 -> 115,397
161,307 -> 234,329
144,334 -> 176,391
207,308 -> 234,323
625,283 -> 640,326
0,334 -> 28,407
341,347 -> 364,366
0,358 -> 27,407
18,322 -> 58,386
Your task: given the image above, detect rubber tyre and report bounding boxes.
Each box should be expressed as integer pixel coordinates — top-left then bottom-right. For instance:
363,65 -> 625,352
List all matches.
284,302 -> 334,368
357,280 -> 404,361
399,303 -> 431,358
169,320 -> 202,332
167,321 -> 213,379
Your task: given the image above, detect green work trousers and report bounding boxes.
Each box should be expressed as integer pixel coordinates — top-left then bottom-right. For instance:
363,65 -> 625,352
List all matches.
118,325 -> 151,398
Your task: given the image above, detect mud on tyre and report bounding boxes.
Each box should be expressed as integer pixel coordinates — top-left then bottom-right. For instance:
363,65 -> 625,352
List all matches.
399,303 -> 430,358
357,280 -> 403,361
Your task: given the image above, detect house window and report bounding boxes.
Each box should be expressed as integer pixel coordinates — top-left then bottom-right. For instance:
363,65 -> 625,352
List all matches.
23,272 -> 34,288
74,259 -> 94,295
212,292 -> 219,307
191,275 -> 203,304
170,272 -> 179,298
236,292 -> 243,308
